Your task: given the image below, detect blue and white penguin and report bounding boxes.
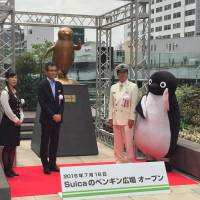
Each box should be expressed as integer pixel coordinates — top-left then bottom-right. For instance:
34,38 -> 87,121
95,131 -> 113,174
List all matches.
135,71 -> 180,169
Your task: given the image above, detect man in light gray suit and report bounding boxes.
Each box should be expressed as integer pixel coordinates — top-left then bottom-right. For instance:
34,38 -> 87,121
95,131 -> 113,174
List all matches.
108,64 -> 138,163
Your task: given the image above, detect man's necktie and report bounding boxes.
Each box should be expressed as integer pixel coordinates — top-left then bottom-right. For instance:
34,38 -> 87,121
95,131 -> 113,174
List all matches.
50,81 -> 56,98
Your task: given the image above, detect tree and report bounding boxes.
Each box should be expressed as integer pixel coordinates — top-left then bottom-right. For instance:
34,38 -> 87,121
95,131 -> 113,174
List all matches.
16,52 -> 37,75
32,40 -> 53,63
16,40 -> 53,110
32,40 -> 53,79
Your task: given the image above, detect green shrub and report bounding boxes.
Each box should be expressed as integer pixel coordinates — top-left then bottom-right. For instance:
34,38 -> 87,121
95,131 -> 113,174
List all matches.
176,85 -> 200,128
176,85 -> 200,143
17,75 -> 40,111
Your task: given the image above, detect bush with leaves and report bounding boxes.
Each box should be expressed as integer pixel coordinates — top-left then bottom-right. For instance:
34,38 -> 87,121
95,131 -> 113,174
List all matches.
176,85 -> 200,143
176,85 -> 200,128
17,75 -> 40,111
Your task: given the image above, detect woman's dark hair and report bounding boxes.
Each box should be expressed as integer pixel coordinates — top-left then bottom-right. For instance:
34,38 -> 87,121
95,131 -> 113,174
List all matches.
5,69 -> 16,79
5,69 -> 17,95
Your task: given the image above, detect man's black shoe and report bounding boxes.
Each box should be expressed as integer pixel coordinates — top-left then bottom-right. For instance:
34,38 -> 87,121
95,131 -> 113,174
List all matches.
4,171 -> 14,178
49,166 -> 60,172
43,167 -> 51,174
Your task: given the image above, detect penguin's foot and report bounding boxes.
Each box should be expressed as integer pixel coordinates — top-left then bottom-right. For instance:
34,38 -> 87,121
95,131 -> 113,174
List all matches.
165,162 -> 172,172
146,159 -> 156,162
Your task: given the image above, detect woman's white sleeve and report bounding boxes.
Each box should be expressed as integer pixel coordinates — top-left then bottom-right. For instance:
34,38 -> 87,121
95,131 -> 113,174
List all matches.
0,91 -> 19,123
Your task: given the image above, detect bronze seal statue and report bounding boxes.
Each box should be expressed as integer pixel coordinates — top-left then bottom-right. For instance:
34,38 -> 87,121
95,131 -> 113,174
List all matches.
45,27 -> 81,84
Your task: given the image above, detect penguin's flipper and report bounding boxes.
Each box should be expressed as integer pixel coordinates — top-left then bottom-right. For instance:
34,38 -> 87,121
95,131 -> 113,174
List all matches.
74,42 -> 81,50
165,95 -> 180,158
136,95 -> 147,119
163,88 -> 169,112
44,45 -> 55,58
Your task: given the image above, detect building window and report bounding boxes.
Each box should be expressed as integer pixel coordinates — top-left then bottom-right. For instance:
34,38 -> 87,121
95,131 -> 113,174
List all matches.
151,9 -> 154,14
155,26 -> 162,32
184,31 -> 195,37
164,14 -> 171,21
164,4 -> 171,10
28,29 -> 32,34
172,59 -> 175,66
173,23 -> 181,29
185,9 -> 195,16
185,20 -> 195,27
185,0 -> 195,5
156,0 -> 162,3
151,28 -> 154,32
152,0 -> 154,4
173,12 -> 181,19
173,33 -> 180,38
156,16 -> 162,22
151,18 -> 154,23
156,7 -> 163,13
155,36 -> 162,39
163,35 -> 171,39
173,1 -> 181,8
164,24 -> 171,30
168,44 -> 172,51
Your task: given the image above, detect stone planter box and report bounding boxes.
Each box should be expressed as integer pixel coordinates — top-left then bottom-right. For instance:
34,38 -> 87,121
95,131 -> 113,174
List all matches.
171,138 -> 200,178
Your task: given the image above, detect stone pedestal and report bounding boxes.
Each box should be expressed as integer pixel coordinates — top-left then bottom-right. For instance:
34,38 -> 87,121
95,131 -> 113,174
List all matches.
31,84 -> 98,156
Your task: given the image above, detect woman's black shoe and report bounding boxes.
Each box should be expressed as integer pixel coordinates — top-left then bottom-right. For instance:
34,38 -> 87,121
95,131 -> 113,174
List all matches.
11,170 -> 19,176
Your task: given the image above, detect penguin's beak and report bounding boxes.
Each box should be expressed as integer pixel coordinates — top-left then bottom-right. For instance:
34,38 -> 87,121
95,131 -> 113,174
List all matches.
63,32 -> 69,38
149,83 -> 162,95
149,83 -> 159,90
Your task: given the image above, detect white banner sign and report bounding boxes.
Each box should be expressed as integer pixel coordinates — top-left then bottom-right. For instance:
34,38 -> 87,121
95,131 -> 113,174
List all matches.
60,162 -> 170,199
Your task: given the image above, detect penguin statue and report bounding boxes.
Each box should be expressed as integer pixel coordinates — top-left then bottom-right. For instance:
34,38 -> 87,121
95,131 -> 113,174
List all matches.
45,26 -> 81,84
135,71 -> 180,171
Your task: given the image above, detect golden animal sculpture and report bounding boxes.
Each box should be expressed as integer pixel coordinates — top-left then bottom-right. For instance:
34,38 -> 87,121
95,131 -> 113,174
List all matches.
45,27 -> 81,84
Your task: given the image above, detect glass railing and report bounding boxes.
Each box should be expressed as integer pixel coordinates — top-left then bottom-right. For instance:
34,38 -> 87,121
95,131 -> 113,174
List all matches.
149,52 -> 200,68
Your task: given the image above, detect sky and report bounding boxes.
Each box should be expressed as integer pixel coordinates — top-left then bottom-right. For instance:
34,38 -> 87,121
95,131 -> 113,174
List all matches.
15,0 -> 126,47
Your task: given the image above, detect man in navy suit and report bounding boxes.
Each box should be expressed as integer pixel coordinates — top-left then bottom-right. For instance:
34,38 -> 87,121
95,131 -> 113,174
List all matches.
38,62 -> 64,174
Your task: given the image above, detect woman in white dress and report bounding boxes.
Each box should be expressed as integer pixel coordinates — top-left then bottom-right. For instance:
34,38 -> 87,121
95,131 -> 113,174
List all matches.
0,69 -> 24,177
